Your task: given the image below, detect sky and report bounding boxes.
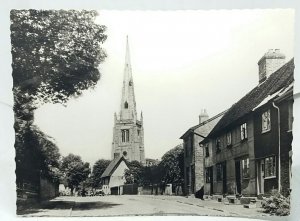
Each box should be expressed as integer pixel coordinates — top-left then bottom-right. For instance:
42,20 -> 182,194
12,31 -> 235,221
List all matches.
34,9 -> 294,167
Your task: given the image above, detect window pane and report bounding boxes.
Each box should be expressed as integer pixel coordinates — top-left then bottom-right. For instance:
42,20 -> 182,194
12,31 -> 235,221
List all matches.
265,156 -> 276,177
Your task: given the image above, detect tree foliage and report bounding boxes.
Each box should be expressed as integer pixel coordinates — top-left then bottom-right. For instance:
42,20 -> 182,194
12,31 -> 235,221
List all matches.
15,123 -> 61,185
61,154 -> 91,192
90,159 -> 111,188
11,10 -> 107,189
11,9 -> 107,104
124,161 -> 145,185
159,144 -> 184,184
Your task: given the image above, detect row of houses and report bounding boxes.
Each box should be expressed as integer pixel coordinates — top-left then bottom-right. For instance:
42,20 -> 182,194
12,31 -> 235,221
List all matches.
181,49 -> 294,198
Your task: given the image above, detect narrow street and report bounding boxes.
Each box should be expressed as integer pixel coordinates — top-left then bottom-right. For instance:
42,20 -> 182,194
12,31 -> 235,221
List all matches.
19,195 -> 269,218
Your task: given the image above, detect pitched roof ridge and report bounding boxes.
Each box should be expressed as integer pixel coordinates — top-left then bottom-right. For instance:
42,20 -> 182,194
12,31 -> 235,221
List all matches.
201,110 -> 228,126
207,58 -> 294,137
100,155 -> 124,178
191,109 -> 228,130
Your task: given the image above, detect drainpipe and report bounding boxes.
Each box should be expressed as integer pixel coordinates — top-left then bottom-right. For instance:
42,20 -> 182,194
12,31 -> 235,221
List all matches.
272,102 -> 281,193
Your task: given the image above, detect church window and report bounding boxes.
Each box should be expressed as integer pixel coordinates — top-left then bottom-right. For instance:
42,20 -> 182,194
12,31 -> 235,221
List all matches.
123,151 -> 127,156
121,129 -> 130,142
137,129 -> 140,136
129,81 -> 132,86
124,101 -> 128,109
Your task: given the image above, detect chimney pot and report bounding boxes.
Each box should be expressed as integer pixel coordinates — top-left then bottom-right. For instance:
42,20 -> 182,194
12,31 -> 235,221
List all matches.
199,109 -> 209,124
258,49 -> 285,84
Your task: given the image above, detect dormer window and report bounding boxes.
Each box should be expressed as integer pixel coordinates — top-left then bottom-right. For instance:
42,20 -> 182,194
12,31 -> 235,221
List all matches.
262,109 -> 271,133
124,101 -> 128,109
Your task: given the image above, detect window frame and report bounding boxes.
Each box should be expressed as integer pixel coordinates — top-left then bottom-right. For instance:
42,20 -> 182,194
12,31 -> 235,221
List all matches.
226,132 -> 232,147
240,123 -> 248,141
241,158 -> 250,179
121,129 -> 130,143
264,156 -> 276,179
205,144 -> 209,157
124,101 -> 129,109
216,138 -> 221,153
262,109 -> 271,133
205,168 -> 211,183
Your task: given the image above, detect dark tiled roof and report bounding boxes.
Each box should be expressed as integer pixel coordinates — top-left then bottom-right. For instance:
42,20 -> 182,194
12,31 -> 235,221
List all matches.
180,110 -> 227,139
207,58 -> 294,138
100,156 -> 126,178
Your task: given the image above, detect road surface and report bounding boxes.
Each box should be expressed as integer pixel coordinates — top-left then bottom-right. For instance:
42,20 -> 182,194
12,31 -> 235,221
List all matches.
18,195 -> 268,218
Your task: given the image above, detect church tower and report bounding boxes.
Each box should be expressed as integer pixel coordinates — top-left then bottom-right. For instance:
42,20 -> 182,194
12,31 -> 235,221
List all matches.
111,37 -> 145,165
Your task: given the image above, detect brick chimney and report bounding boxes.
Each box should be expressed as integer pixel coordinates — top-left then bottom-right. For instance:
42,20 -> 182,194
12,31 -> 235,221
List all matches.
199,109 -> 209,124
258,49 -> 286,83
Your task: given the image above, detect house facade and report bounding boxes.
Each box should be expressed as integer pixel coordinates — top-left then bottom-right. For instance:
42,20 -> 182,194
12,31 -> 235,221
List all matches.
101,156 -> 129,195
253,84 -> 293,196
180,110 -> 226,196
201,49 -> 294,197
203,114 -> 256,196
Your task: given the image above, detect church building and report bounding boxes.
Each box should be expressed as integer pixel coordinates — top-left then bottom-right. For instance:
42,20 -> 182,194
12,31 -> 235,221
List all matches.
111,37 -> 146,165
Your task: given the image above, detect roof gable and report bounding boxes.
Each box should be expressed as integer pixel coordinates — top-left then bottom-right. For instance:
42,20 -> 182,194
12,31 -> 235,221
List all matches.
100,156 -> 127,178
208,58 -> 294,137
180,110 -> 227,139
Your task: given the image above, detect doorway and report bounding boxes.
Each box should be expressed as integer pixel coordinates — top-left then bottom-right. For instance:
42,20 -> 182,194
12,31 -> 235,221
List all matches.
235,160 -> 241,194
257,160 -> 265,194
209,167 -> 213,194
222,162 -> 227,194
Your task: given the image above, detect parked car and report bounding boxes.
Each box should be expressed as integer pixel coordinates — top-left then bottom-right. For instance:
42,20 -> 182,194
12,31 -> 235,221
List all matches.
95,189 -> 105,196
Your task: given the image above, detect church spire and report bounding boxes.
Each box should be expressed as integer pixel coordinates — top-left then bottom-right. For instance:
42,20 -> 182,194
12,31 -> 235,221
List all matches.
120,36 -> 137,121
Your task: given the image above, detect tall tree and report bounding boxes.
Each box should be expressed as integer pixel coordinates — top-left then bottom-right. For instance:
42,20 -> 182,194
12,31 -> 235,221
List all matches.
11,10 -> 107,189
159,144 -> 184,184
124,160 -> 151,185
61,154 -> 91,194
91,159 -> 111,188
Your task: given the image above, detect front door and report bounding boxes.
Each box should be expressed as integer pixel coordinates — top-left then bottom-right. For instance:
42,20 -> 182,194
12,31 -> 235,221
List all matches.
209,167 -> 213,194
258,160 -> 265,194
235,160 -> 241,194
222,162 -> 227,194
191,165 -> 195,194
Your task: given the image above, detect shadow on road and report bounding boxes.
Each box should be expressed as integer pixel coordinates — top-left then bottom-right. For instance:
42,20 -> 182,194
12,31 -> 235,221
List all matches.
73,201 -> 121,210
17,199 -> 121,215
17,200 -> 74,215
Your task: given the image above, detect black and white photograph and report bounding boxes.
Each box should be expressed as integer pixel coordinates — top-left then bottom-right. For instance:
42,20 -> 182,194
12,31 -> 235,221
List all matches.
6,7 -> 297,219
